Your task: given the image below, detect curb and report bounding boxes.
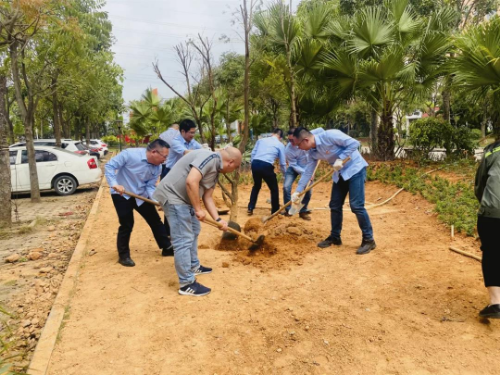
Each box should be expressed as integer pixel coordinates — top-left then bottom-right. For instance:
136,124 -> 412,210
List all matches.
27,181 -> 105,375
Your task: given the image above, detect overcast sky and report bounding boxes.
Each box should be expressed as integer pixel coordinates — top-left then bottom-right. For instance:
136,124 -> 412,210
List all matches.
102,0 -> 297,121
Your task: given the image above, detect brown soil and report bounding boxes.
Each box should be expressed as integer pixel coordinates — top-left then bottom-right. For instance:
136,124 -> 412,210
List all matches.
46,180 -> 499,375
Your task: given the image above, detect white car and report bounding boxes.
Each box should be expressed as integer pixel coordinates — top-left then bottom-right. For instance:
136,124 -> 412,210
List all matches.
89,139 -> 108,158
9,146 -> 102,196
10,139 -> 90,156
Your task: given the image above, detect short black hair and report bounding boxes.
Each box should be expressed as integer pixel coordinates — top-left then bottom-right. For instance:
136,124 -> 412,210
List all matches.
288,128 -> 296,136
292,126 -> 311,140
179,119 -> 197,133
273,128 -> 284,138
147,138 -> 170,151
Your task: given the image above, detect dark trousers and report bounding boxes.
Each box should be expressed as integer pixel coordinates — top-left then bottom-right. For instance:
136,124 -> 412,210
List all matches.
478,215 -> 500,287
248,160 -> 280,214
329,167 -> 374,241
111,194 -> 171,258
160,166 -> 171,237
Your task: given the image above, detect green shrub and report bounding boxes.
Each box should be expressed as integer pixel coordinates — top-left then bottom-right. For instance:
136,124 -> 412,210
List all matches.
101,135 -> 118,146
409,118 -> 453,157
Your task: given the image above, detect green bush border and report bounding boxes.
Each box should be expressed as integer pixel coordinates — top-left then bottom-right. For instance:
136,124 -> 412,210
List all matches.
367,162 -> 479,236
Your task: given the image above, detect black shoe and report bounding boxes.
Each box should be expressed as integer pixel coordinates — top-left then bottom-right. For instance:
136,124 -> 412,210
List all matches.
162,244 -> 174,257
247,209 -> 253,216
479,304 -> 500,318
118,257 -> 135,267
299,212 -> 311,221
356,239 -> 376,255
317,236 -> 342,248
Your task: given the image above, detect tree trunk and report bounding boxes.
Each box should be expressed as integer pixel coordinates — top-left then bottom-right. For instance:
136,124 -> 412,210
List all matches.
442,75 -> 452,123
59,102 -> 69,138
377,101 -> 395,161
241,0 -> 251,153
9,41 -> 41,202
0,73 -> 12,228
52,78 -> 62,147
370,108 -> 378,157
85,118 -> 90,147
5,88 -> 15,144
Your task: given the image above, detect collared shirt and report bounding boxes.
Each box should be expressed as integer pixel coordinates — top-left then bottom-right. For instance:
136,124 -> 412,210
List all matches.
285,142 -> 308,175
153,149 -> 222,206
250,136 -> 286,174
285,128 -> 324,174
159,127 -> 180,147
296,129 -> 368,192
105,148 -> 160,206
165,134 -> 202,169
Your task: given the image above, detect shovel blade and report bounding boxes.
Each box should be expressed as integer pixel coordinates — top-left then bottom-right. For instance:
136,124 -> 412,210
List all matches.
221,220 -> 241,240
288,203 -> 304,216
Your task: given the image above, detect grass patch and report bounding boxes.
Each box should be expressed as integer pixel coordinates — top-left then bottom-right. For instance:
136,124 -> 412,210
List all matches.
16,226 -> 33,235
367,161 -> 479,236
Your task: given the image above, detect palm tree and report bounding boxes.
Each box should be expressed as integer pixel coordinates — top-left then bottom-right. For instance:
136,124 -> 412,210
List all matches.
319,0 -> 454,159
454,16 -> 500,137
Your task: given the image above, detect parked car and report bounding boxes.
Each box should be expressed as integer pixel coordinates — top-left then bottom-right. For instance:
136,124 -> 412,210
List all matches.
89,139 -> 109,156
80,143 -> 101,160
9,146 -> 102,196
10,139 -> 91,156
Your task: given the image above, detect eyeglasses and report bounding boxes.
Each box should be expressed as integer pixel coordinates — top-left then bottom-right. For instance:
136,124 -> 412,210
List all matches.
155,149 -> 169,159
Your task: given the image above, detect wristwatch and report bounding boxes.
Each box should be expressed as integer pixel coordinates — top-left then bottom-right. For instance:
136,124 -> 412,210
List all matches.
216,218 -> 222,222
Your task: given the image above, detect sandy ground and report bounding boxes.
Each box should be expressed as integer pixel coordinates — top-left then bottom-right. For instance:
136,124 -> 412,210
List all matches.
47,180 -> 499,375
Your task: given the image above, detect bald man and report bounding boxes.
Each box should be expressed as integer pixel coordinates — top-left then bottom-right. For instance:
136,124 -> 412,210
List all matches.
153,147 -> 242,296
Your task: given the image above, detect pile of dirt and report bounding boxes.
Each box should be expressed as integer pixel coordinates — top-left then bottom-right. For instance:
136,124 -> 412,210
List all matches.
215,215 -> 325,269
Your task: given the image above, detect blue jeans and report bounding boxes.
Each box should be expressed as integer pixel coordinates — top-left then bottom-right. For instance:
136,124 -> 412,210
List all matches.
248,160 -> 280,214
165,203 -> 200,287
330,167 -> 374,241
283,167 -> 311,213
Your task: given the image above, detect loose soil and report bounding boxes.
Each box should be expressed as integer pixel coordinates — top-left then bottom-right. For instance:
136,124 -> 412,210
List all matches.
45,180 -> 499,375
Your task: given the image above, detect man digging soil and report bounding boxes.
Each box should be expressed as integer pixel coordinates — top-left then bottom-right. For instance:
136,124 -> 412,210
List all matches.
292,127 -> 376,255
154,147 -> 242,297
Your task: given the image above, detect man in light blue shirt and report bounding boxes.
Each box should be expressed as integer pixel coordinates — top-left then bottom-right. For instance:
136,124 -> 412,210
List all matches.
292,127 -> 376,255
248,128 -> 286,215
283,127 -> 325,220
105,139 -> 173,267
159,123 -> 179,179
165,119 -> 202,171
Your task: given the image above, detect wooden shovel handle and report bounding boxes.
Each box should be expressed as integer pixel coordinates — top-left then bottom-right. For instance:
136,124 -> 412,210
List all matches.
121,190 -> 161,206
204,217 -> 255,242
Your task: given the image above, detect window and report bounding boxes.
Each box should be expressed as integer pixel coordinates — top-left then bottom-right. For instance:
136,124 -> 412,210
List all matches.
75,142 -> 87,151
21,150 -> 57,164
9,151 -> 17,165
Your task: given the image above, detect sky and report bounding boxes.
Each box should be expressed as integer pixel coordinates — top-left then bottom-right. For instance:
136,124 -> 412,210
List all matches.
102,0 -> 297,122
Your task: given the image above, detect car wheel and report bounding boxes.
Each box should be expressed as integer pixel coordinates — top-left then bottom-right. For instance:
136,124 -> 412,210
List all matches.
54,175 -> 77,196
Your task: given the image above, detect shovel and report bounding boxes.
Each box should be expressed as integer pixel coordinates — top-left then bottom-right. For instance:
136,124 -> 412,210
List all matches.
261,157 -> 351,223
203,217 -> 265,251
119,190 -> 251,245
288,161 -> 320,216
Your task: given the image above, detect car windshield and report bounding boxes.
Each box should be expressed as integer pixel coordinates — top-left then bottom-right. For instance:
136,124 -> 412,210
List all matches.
75,142 -> 87,151
55,147 -> 85,157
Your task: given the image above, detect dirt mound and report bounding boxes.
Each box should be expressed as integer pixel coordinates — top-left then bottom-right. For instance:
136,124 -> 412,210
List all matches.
216,214 -> 324,269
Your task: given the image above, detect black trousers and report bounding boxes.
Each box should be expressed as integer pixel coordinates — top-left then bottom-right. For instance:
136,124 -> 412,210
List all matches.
160,166 -> 171,237
248,160 -> 280,214
477,215 -> 500,287
111,194 -> 171,258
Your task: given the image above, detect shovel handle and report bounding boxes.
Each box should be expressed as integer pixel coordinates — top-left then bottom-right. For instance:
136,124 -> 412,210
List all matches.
119,190 -> 161,206
262,157 -> 350,223
204,217 -> 256,243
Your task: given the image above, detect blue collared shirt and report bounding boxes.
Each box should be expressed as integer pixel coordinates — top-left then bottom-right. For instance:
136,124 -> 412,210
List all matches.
296,129 -> 368,192
251,136 -> 287,174
285,142 -> 308,175
105,148 -> 161,206
159,127 -> 179,147
166,134 -> 202,169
